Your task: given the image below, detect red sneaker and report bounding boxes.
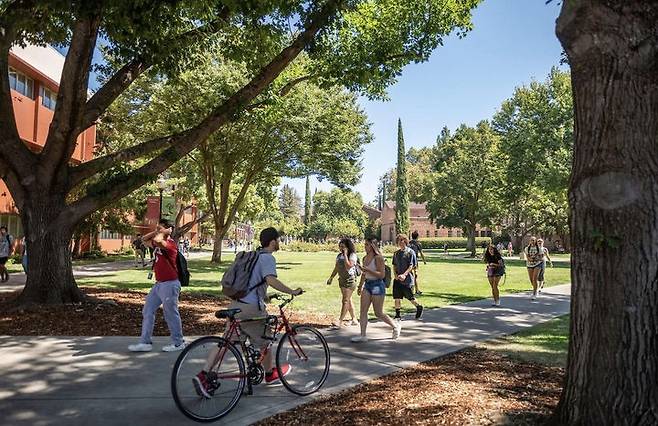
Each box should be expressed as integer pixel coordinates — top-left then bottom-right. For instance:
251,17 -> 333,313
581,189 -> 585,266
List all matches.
192,371 -> 211,398
265,364 -> 292,385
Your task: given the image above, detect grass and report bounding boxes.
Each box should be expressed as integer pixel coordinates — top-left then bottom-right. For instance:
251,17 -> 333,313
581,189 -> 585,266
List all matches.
481,315 -> 570,367
78,250 -> 571,319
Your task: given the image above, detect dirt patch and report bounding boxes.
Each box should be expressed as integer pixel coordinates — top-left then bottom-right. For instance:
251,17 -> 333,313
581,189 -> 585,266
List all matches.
0,287 -> 333,336
256,348 -> 563,426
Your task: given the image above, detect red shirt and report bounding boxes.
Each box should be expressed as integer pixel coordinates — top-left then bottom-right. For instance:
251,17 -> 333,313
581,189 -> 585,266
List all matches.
154,238 -> 178,282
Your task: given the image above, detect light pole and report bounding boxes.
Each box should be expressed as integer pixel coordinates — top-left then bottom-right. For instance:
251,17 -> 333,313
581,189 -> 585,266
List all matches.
157,177 -> 166,221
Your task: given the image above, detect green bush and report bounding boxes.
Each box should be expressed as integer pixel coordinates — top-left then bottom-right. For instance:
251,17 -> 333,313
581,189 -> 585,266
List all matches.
418,237 -> 491,249
280,241 -> 337,253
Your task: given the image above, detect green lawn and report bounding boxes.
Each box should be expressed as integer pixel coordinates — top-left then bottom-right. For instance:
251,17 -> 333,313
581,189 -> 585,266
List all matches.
481,315 -> 570,367
78,250 -> 571,318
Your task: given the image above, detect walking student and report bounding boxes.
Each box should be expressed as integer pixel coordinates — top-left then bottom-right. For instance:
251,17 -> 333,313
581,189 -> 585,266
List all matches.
392,234 -> 423,320
129,219 -> 186,353
351,238 -> 400,342
484,244 -> 505,306
408,231 -> 427,296
194,228 -> 303,395
0,226 -> 14,282
507,240 -> 513,257
326,238 -> 359,328
537,238 -> 553,293
524,236 -> 543,300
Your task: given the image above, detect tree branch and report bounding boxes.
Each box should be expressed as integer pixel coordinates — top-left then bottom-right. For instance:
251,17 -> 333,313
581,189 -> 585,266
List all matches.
41,11 -> 102,179
245,73 -> 316,111
80,7 -> 231,131
62,0 -> 344,226
173,211 -> 210,240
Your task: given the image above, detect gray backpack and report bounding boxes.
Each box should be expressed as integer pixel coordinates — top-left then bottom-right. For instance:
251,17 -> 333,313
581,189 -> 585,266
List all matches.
221,251 -> 265,300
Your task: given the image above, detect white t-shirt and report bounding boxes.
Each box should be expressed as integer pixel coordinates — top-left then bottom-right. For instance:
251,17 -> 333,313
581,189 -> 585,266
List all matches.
240,252 -> 277,306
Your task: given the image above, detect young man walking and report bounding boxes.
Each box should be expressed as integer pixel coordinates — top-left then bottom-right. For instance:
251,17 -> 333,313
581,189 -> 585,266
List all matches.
129,219 -> 185,352
0,226 -> 14,282
392,234 -> 423,321
194,228 -> 303,396
408,231 -> 427,296
537,238 -> 553,293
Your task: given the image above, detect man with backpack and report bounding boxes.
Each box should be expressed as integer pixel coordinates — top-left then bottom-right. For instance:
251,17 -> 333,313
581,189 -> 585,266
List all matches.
392,234 -> 424,321
408,231 -> 427,296
129,219 -> 186,353
208,227 -> 302,390
0,226 -> 14,282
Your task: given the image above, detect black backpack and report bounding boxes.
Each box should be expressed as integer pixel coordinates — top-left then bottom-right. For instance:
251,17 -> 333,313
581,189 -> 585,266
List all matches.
160,249 -> 191,287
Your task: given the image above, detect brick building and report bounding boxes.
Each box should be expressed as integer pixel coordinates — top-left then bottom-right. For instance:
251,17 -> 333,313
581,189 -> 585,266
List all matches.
380,201 -> 492,243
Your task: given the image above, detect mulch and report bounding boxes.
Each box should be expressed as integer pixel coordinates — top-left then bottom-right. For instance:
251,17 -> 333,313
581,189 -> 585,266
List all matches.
0,287 -> 333,336
256,348 -> 564,426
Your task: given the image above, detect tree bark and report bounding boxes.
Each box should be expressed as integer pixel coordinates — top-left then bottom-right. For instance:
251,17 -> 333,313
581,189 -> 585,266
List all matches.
465,224 -> 476,258
554,1 -> 658,424
16,195 -> 82,304
211,225 -> 228,264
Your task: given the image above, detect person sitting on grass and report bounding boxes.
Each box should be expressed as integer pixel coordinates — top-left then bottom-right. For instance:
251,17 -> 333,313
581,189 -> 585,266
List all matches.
351,238 -> 400,343
326,238 -> 359,328
392,234 -> 423,321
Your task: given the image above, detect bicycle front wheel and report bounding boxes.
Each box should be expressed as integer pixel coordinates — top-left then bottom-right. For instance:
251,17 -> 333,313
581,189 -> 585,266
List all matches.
171,336 -> 246,422
276,325 -> 330,396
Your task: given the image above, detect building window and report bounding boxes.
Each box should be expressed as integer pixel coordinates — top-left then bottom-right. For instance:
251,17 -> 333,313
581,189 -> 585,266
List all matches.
40,86 -> 57,110
8,67 -> 34,99
100,230 -> 122,240
426,230 -> 430,237
448,230 -> 453,237
434,230 -> 438,237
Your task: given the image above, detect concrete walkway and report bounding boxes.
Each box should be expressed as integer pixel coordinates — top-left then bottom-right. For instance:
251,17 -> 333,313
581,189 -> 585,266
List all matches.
0,251 -> 212,293
0,285 -> 570,426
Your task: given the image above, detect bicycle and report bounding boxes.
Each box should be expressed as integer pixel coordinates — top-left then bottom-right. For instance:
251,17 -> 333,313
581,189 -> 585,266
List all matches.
171,293 -> 331,422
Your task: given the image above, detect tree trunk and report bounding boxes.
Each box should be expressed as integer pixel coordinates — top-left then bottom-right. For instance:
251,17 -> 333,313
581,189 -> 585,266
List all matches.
465,226 -> 476,257
16,197 -> 83,304
555,2 -> 658,423
211,226 -> 228,264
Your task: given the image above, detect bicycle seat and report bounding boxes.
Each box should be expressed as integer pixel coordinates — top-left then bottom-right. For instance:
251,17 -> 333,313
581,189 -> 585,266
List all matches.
215,308 -> 242,319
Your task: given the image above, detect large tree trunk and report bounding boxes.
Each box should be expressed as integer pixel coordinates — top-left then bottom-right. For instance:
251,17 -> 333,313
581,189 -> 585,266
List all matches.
211,230 -> 224,264
16,197 -> 83,304
465,225 -> 476,258
555,2 -> 658,423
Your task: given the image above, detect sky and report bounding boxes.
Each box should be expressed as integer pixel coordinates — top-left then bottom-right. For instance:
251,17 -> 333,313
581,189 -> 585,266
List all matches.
283,0 -> 565,204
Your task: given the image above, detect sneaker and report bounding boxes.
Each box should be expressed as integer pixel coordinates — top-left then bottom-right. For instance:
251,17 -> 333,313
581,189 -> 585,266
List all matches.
394,315 -> 401,322
495,301 -> 501,306
415,291 -> 423,296
349,319 -> 358,326
392,323 -> 402,339
350,335 -> 368,343
531,292 -> 537,301
415,305 -> 424,319
265,364 -> 291,385
162,342 -> 186,352
128,343 -> 152,352
192,371 -> 211,399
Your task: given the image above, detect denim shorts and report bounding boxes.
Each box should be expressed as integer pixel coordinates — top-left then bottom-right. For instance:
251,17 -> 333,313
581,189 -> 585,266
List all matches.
364,279 -> 386,296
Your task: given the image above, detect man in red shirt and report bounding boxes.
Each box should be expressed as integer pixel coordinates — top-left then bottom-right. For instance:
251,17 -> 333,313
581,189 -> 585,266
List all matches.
129,219 -> 185,352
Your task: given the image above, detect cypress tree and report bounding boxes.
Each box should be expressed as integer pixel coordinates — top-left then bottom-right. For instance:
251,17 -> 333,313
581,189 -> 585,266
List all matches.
395,118 -> 410,236
304,176 -> 312,225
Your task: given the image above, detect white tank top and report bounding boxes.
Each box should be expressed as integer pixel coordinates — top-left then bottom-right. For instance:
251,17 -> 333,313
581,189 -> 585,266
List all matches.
364,256 -> 380,280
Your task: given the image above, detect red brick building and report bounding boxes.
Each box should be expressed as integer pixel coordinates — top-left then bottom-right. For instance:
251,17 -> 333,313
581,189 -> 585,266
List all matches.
380,201 -> 492,243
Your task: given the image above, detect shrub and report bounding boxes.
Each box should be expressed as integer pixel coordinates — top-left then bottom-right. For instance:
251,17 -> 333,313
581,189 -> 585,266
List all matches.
280,241 -> 337,253
417,237 -> 491,250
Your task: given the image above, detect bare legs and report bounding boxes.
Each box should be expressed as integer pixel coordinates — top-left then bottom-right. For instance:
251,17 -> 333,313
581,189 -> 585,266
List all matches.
488,275 -> 501,304
358,292 -> 396,337
337,287 -> 356,327
527,267 -> 540,297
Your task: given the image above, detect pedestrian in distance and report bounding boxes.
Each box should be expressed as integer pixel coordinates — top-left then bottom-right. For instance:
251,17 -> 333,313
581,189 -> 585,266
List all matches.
351,237 -> 400,343
131,234 -> 146,267
20,236 -> 27,273
0,226 -> 14,282
408,231 -> 427,296
537,238 -> 553,293
484,244 -> 505,306
129,219 -> 186,353
507,240 -> 514,257
392,234 -> 423,320
326,238 -> 359,328
524,236 -> 543,300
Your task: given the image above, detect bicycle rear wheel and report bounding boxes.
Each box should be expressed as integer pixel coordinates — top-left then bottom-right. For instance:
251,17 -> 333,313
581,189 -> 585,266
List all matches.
276,325 -> 330,396
171,336 -> 246,422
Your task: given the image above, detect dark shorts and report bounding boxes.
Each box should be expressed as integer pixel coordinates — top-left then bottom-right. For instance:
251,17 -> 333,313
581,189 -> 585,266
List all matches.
0,257 -> 8,265
538,261 -> 546,281
487,266 -> 505,278
393,280 -> 415,301
364,279 -> 386,296
527,263 -> 542,270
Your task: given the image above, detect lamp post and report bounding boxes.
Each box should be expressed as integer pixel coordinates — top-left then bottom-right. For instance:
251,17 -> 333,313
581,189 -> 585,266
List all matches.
157,177 -> 166,221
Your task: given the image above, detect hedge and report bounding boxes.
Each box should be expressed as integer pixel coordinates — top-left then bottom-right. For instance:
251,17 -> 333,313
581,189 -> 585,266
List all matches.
417,237 -> 492,249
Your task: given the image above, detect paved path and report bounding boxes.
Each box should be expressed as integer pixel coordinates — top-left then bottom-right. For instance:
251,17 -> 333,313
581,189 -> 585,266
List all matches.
0,285 -> 571,426
0,251 -> 212,293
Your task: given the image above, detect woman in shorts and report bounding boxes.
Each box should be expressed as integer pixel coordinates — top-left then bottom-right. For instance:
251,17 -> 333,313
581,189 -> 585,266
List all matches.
327,238 -> 358,328
524,236 -> 543,300
351,238 -> 400,343
484,244 -> 505,306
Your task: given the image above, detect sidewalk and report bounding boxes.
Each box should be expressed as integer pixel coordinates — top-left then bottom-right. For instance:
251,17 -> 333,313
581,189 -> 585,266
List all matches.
0,285 -> 570,425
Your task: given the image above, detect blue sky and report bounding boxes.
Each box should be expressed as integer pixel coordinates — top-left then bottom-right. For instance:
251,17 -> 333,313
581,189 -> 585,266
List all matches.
284,0 -> 565,204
